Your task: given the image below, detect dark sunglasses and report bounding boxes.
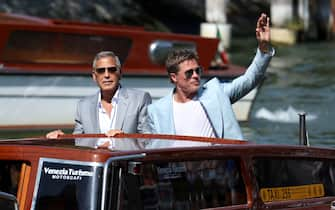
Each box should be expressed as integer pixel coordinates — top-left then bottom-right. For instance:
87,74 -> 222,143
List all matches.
184,67 -> 202,79
95,66 -> 118,74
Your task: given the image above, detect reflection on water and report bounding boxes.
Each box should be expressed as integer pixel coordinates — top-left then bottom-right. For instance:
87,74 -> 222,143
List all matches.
255,106 -> 317,123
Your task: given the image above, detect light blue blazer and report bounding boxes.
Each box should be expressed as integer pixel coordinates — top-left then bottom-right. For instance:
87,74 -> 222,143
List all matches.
147,48 -> 274,143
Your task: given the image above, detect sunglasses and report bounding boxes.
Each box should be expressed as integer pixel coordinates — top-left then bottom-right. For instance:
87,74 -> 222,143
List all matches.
184,67 -> 202,79
95,66 -> 118,74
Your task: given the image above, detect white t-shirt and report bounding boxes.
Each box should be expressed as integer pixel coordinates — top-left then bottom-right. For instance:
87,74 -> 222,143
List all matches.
172,98 -> 215,147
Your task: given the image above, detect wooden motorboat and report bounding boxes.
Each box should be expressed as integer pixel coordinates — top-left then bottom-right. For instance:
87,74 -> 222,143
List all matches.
0,133 -> 334,210
0,13 -> 257,130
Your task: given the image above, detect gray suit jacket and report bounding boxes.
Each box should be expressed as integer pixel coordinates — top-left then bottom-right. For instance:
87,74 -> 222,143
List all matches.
73,87 -> 152,149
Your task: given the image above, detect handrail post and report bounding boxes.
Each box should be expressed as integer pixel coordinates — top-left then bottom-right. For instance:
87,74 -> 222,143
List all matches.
298,112 -> 307,145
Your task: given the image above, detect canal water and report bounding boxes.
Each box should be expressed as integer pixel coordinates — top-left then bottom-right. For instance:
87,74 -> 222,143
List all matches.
235,38 -> 335,147
1,38 -> 335,148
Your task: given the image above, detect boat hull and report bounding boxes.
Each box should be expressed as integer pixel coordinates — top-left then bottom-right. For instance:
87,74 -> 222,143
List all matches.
0,75 -> 257,129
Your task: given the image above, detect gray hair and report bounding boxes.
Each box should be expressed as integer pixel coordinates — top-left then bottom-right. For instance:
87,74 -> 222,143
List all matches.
92,51 -> 121,70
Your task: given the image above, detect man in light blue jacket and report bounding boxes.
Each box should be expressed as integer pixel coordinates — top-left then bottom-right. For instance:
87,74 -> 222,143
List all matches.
147,13 -> 274,147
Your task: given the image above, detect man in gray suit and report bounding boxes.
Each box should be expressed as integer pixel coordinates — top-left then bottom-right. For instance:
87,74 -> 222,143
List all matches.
47,51 -> 152,150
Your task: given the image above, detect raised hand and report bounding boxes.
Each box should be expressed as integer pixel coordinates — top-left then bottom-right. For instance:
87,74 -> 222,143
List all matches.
256,13 -> 271,53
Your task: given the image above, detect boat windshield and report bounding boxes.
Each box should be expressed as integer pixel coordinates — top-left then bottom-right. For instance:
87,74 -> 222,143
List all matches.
254,157 -> 335,202
109,157 -> 247,210
31,158 -> 103,210
1,30 -> 132,66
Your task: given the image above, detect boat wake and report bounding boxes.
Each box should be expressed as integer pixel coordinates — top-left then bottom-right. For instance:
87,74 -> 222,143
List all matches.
255,106 -> 317,123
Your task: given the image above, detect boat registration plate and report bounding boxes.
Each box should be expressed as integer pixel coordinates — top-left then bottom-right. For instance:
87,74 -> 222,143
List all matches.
260,183 -> 324,202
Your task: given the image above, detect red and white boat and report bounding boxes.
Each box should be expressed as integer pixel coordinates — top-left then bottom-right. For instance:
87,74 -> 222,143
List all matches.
0,13 -> 257,130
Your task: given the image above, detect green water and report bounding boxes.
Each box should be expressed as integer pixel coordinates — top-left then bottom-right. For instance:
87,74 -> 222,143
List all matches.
238,39 -> 335,147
